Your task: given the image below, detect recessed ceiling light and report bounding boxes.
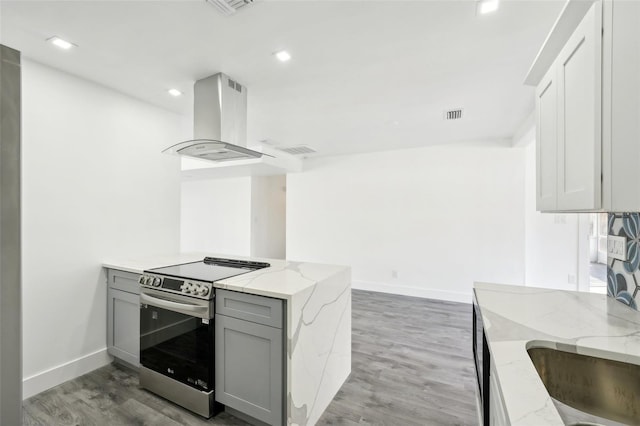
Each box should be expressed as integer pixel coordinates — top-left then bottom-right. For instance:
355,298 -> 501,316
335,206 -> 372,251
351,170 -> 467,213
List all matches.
47,36 -> 76,50
168,89 -> 182,97
477,0 -> 499,15
274,50 -> 291,62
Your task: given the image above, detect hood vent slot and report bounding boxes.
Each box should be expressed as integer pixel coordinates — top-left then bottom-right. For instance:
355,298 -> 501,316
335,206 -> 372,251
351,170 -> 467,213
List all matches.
206,0 -> 256,16
228,78 -> 243,92
444,109 -> 463,120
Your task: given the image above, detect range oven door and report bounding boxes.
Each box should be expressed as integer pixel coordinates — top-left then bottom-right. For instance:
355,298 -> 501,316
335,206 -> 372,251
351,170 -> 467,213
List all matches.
140,289 -> 214,392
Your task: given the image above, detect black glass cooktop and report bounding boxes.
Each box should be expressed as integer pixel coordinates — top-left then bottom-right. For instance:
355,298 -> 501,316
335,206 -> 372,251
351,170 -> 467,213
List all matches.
147,257 -> 270,283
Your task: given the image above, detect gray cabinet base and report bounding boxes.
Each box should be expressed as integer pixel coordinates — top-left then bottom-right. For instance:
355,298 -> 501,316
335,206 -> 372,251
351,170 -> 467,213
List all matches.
107,288 -> 140,366
112,357 -> 139,372
215,314 -> 283,425
106,269 -> 141,367
139,366 -> 220,418
226,406 -> 271,426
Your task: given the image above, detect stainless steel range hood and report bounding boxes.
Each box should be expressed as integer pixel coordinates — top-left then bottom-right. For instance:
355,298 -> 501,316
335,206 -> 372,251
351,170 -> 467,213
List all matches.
163,73 -> 268,162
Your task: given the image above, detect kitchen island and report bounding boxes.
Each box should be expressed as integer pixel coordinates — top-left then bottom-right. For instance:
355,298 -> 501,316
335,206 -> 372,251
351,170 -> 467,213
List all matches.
474,282 -> 640,425
103,253 -> 351,426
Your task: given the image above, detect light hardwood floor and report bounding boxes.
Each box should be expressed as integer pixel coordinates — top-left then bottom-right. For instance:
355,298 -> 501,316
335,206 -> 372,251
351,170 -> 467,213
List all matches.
23,290 -> 478,426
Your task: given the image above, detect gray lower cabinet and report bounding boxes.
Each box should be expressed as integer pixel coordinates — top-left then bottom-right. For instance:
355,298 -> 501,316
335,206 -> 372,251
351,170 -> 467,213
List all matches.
106,269 -> 140,367
215,290 -> 284,426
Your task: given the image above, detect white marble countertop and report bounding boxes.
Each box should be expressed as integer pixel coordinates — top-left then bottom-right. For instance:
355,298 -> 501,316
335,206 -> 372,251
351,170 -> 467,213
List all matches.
474,282 -> 640,425
103,253 -> 349,300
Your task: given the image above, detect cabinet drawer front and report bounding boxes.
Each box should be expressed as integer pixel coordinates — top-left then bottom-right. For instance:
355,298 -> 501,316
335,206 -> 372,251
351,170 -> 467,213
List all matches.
107,269 -> 140,294
216,289 -> 283,329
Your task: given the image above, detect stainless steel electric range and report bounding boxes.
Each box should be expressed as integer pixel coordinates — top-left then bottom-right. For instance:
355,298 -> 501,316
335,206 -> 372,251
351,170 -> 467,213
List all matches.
138,257 -> 270,418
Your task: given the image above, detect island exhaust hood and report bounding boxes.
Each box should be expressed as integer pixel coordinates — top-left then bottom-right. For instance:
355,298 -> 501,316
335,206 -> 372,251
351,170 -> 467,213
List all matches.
163,73 -> 268,162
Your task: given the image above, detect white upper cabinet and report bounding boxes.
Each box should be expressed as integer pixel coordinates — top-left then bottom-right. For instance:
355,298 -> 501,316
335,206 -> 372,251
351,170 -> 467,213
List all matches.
604,0 -> 640,211
529,0 -> 640,212
533,1 -> 602,212
556,2 -> 602,211
536,65 -> 558,211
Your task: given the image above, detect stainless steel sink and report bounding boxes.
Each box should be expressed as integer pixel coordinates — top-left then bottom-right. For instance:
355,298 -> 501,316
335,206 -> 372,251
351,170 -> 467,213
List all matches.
527,347 -> 640,425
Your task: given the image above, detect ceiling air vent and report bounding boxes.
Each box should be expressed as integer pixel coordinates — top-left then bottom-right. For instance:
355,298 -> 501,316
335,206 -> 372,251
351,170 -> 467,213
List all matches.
444,109 -> 463,120
206,0 -> 256,16
278,146 -> 317,156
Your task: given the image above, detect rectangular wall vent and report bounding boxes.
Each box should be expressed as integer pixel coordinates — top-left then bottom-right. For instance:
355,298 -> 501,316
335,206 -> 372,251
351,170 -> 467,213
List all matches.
278,146 -> 317,156
206,0 -> 256,16
444,109 -> 463,120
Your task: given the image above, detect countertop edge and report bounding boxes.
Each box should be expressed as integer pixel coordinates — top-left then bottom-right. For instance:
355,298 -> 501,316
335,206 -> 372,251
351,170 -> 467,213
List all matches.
103,254 -> 350,300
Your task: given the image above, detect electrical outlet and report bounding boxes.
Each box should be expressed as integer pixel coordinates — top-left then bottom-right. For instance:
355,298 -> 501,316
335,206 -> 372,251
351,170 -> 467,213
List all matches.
608,235 -> 627,261
391,270 -> 398,279
568,274 -> 576,284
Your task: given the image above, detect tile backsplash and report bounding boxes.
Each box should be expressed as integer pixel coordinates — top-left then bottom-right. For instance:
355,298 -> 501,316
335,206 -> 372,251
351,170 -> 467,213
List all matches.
607,213 -> 640,310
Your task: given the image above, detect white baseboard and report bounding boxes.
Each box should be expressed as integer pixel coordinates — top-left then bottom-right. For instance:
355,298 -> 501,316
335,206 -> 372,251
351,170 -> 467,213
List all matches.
23,348 -> 112,400
352,280 -> 472,304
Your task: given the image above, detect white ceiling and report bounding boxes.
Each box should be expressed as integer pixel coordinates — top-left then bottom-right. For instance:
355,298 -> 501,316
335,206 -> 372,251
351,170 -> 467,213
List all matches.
0,0 -> 564,157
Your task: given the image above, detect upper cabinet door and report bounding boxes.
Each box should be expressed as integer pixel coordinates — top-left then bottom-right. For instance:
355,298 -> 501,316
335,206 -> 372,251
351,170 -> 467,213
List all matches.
536,65 -> 558,211
556,2 -> 602,210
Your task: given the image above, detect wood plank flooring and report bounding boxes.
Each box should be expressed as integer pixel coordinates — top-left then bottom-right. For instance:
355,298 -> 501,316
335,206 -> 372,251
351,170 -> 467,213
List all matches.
23,290 -> 478,426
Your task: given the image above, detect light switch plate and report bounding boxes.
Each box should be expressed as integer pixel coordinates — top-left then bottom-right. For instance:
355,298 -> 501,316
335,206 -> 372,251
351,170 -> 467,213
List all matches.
608,235 -> 627,261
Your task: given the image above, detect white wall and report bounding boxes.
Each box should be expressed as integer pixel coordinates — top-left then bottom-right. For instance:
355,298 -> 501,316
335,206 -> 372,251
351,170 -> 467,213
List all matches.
523,140 -> 590,291
250,175 -> 286,259
180,175 -> 287,258
21,60 -> 182,397
180,177 -> 252,256
286,144 -> 526,303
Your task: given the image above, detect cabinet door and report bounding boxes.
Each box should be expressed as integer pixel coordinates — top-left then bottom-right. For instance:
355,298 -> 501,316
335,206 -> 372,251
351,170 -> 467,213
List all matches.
536,64 -> 558,211
556,2 -> 602,210
489,358 -> 508,426
215,314 -> 282,426
107,288 -> 140,367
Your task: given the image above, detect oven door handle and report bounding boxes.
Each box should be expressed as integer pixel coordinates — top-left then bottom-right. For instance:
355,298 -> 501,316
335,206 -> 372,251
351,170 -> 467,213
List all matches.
140,293 -> 208,312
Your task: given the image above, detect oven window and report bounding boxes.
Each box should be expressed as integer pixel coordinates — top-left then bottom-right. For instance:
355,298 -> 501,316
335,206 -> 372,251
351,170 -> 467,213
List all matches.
140,304 -> 213,391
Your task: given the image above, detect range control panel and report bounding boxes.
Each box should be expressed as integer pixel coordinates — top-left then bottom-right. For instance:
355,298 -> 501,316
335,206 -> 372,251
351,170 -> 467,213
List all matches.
139,274 -> 213,299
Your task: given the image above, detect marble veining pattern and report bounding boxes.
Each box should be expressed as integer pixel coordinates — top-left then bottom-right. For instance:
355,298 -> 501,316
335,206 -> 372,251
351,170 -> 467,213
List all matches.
103,253 -> 352,426
475,282 -> 640,425
287,268 -> 351,426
